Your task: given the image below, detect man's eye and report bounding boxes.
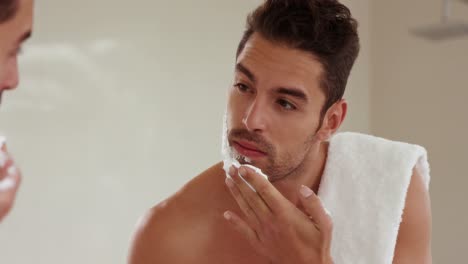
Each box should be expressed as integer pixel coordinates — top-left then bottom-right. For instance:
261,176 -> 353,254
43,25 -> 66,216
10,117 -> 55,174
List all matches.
277,98 -> 297,111
235,83 -> 250,93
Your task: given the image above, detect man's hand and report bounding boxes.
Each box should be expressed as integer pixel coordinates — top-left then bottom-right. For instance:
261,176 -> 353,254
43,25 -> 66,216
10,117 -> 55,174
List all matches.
224,165 -> 333,264
0,140 -> 22,222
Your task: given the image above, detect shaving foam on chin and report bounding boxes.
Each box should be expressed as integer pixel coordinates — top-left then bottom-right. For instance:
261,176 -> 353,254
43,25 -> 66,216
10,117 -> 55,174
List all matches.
241,164 -> 268,179
0,136 -> 18,191
221,113 -> 269,192
0,166 -> 18,191
222,112 -> 236,177
0,178 -> 15,191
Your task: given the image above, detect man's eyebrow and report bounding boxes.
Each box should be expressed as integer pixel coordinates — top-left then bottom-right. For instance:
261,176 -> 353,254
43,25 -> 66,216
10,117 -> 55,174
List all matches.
235,63 -> 256,83
275,87 -> 308,102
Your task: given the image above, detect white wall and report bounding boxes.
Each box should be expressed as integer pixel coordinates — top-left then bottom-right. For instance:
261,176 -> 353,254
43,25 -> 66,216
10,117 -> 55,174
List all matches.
370,0 -> 468,262
0,1 -> 371,263
341,0 -> 371,133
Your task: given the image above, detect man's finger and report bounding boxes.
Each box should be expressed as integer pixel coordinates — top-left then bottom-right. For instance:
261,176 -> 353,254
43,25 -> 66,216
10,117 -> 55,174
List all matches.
229,166 -> 273,221
224,210 -> 261,248
225,176 -> 261,228
237,165 -> 288,215
299,185 -> 333,234
0,153 -> 14,181
0,150 -> 9,168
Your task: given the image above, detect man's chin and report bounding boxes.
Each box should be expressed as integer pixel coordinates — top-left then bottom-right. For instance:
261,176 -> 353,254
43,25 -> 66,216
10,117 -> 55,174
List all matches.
237,157 -> 266,170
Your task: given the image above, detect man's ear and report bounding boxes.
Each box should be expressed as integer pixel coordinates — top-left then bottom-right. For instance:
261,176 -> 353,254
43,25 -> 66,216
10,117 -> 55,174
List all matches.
315,99 -> 347,141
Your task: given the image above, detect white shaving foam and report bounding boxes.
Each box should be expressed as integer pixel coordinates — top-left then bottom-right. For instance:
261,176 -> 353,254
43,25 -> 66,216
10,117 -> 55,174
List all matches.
222,113 -> 239,177
238,164 -> 270,192
242,164 -> 268,179
0,178 -> 15,191
221,112 -> 269,192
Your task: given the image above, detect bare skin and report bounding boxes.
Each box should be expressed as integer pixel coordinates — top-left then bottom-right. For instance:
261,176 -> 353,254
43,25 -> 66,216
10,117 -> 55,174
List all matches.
0,0 -> 33,223
129,163 -> 270,263
128,163 -> 431,264
128,33 -> 431,263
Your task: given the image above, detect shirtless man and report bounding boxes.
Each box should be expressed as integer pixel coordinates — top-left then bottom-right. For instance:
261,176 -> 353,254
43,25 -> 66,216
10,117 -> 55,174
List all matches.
128,1 -> 431,263
0,0 -> 33,222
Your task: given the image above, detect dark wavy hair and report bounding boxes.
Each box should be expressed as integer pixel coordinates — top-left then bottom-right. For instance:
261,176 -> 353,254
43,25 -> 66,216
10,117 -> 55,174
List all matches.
0,0 -> 18,23
237,0 -> 360,117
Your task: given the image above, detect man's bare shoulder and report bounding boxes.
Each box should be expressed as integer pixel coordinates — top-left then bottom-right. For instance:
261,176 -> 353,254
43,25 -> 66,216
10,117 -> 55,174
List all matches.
127,162 -> 226,264
393,168 -> 432,263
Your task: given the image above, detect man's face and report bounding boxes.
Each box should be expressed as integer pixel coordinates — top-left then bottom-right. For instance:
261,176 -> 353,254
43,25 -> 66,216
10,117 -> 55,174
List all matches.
0,0 -> 33,104
226,33 -> 327,180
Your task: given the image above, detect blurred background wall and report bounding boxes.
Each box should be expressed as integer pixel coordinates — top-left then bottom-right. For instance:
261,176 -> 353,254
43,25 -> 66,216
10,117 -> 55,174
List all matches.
371,1 -> 468,262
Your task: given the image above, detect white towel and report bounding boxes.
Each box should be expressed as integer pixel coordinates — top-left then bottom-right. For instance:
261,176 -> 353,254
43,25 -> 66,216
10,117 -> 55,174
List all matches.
318,132 -> 430,264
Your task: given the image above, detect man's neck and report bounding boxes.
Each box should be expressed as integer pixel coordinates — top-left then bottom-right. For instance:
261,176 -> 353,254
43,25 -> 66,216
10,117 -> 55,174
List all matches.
272,141 -> 329,207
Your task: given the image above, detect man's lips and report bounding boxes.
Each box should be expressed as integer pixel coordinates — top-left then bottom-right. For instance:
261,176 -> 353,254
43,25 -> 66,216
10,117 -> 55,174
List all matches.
232,140 -> 266,158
